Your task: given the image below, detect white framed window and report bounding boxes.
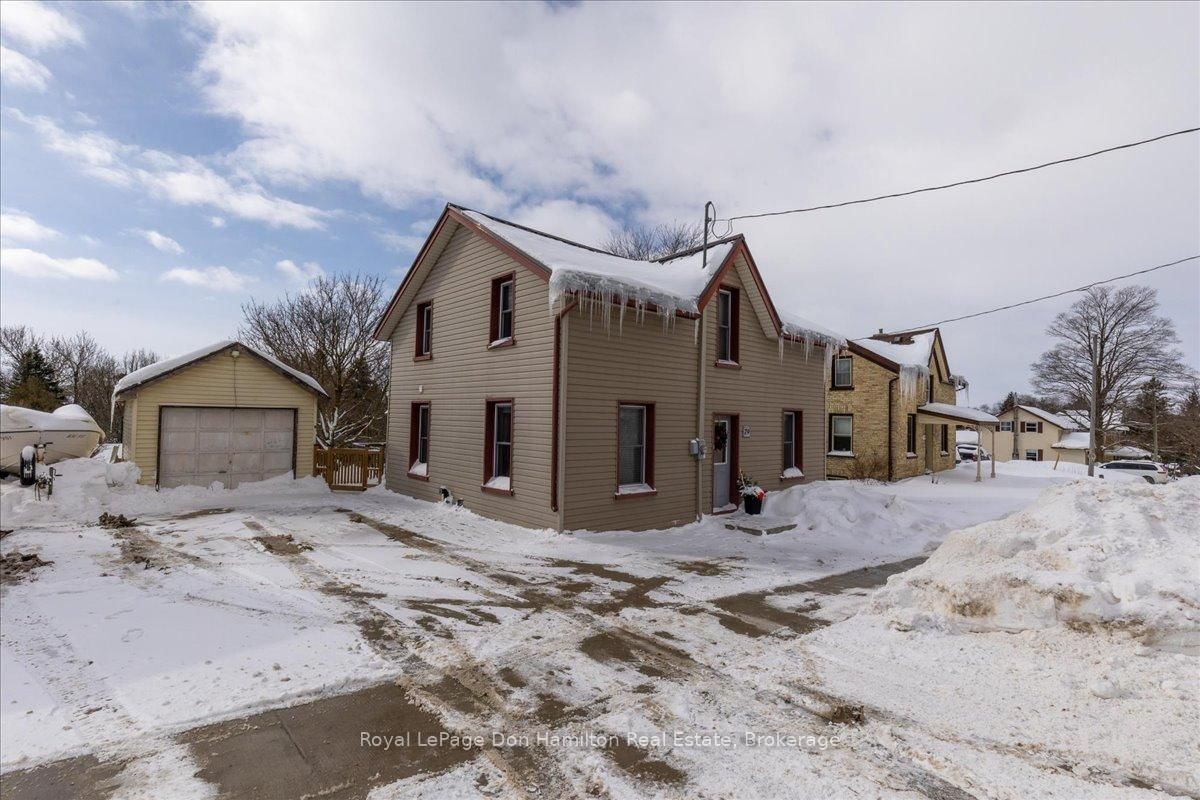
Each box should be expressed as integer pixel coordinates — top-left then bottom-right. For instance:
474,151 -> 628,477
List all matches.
484,400 -> 513,492
490,275 -> 515,344
415,302 -> 432,358
1025,449 -> 1039,461
496,280 -> 513,340
716,287 -> 738,362
999,421 -> 1013,432
833,356 -> 852,388
830,415 -> 853,453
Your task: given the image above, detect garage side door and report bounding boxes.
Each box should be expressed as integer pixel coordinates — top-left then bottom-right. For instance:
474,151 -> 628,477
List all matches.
159,407 -> 294,489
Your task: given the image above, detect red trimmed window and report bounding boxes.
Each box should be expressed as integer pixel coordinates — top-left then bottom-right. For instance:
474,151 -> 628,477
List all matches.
408,403 -> 430,478
782,410 -> 803,476
489,275 -> 515,344
716,286 -> 740,363
414,302 -> 432,359
617,404 -> 655,491
484,400 -> 513,492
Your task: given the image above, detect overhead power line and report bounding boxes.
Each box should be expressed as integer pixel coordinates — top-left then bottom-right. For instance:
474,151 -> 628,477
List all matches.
723,127 -> 1199,223
877,254 -> 1198,335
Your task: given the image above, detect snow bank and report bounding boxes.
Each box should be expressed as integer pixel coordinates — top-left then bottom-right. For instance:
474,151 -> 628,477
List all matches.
764,481 -> 946,553
872,478 -> 1200,650
1,457 -> 331,527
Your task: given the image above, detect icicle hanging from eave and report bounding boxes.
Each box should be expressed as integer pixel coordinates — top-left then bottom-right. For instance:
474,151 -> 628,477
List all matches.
897,364 -> 930,402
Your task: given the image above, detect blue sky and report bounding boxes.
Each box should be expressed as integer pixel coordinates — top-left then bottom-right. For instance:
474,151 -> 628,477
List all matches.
1,1 -> 1197,404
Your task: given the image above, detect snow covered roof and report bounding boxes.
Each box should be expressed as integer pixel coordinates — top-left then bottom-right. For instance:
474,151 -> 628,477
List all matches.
114,340 -> 327,397
461,209 -> 738,316
1011,405 -> 1078,431
852,330 -> 938,370
917,402 -> 999,425
779,311 -> 847,350
1060,408 -> 1128,431
1052,431 -> 1091,450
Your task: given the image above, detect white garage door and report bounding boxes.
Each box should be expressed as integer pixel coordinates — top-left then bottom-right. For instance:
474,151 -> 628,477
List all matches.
159,407 -> 295,489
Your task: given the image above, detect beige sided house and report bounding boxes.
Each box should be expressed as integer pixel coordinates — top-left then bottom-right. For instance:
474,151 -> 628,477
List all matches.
990,405 -> 1149,465
374,205 -> 843,532
990,405 -> 1079,463
113,341 -> 326,488
825,328 -> 985,481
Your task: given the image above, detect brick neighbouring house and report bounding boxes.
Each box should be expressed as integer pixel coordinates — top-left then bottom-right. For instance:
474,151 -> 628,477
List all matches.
825,327 -> 990,481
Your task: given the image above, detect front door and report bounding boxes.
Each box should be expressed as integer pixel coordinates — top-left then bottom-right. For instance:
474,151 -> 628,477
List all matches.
713,415 -> 732,510
924,423 -> 937,472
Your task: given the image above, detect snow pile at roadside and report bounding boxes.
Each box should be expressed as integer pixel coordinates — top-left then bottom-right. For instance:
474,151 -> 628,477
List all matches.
871,478 -> 1200,650
765,481 -> 946,552
1,457 -> 331,527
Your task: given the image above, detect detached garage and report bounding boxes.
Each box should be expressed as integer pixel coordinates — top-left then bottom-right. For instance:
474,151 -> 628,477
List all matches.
113,340 -> 327,488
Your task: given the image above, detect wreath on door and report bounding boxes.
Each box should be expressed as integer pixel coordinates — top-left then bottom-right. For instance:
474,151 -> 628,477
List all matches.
713,421 -> 728,452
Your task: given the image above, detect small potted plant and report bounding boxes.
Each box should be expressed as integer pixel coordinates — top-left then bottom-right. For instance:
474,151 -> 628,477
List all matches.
738,471 -> 766,515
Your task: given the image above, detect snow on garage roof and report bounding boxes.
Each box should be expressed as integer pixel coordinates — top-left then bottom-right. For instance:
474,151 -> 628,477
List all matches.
114,340 -> 327,397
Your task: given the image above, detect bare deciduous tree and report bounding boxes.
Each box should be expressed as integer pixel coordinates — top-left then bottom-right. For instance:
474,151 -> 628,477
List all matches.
121,348 -> 161,375
1032,285 -> 1189,464
50,331 -> 103,404
604,221 -> 704,260
240,274 -> 390,448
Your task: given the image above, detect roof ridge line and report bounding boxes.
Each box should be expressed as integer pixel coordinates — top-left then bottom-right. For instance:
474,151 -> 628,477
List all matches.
449,203 -> 624,259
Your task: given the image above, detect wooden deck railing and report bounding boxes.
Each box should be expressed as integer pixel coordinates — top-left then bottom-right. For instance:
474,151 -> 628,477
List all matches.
313,447 -> 385,491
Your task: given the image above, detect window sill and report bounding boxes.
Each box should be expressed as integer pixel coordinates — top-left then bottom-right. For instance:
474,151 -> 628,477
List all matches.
413,354 -> 432,362
779,473 -> 805,482
481,484 -> 514,496
614,486 -> 657,500
827,451 -> 855,458
829,385 -> 854,391
714,359 -> 741,370
407,471 -> 430,482
905,453 -> 917,459
939,451 -> 949,456
487,338 -> 516,350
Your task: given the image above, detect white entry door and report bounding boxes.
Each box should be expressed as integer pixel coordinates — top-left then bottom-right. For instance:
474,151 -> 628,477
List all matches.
159,407 -> 294,488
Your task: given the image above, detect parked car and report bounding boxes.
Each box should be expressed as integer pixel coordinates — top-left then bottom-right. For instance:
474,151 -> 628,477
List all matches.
1097,460 -> 1169,484
956,443 -> 990,462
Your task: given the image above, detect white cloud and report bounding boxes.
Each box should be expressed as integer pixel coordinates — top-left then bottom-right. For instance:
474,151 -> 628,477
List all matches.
132,228 -> 184,255
161,266 -> 254,292
507,200 -> 617,249
1,211 -> 58,243
376,231 -> 426,253
209,216 -> 226,228
0,45 -> 51,90
188,2 -> 1199,403
11,111 -> 329,229
1,247 -> 118,281
0,1 -> 84,51
275,258 -> 324,283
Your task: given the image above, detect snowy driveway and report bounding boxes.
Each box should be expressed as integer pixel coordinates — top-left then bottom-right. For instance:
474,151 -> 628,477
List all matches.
1,460 -> 1194,798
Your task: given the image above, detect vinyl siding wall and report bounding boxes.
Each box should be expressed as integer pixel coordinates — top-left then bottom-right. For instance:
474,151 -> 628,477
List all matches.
122,349 -> 318,485
561,307 -> 700,531
701,258 -> 827,510
991,408 -> 1069,463
560,253 -> 828,530
386,226 -> 557,530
